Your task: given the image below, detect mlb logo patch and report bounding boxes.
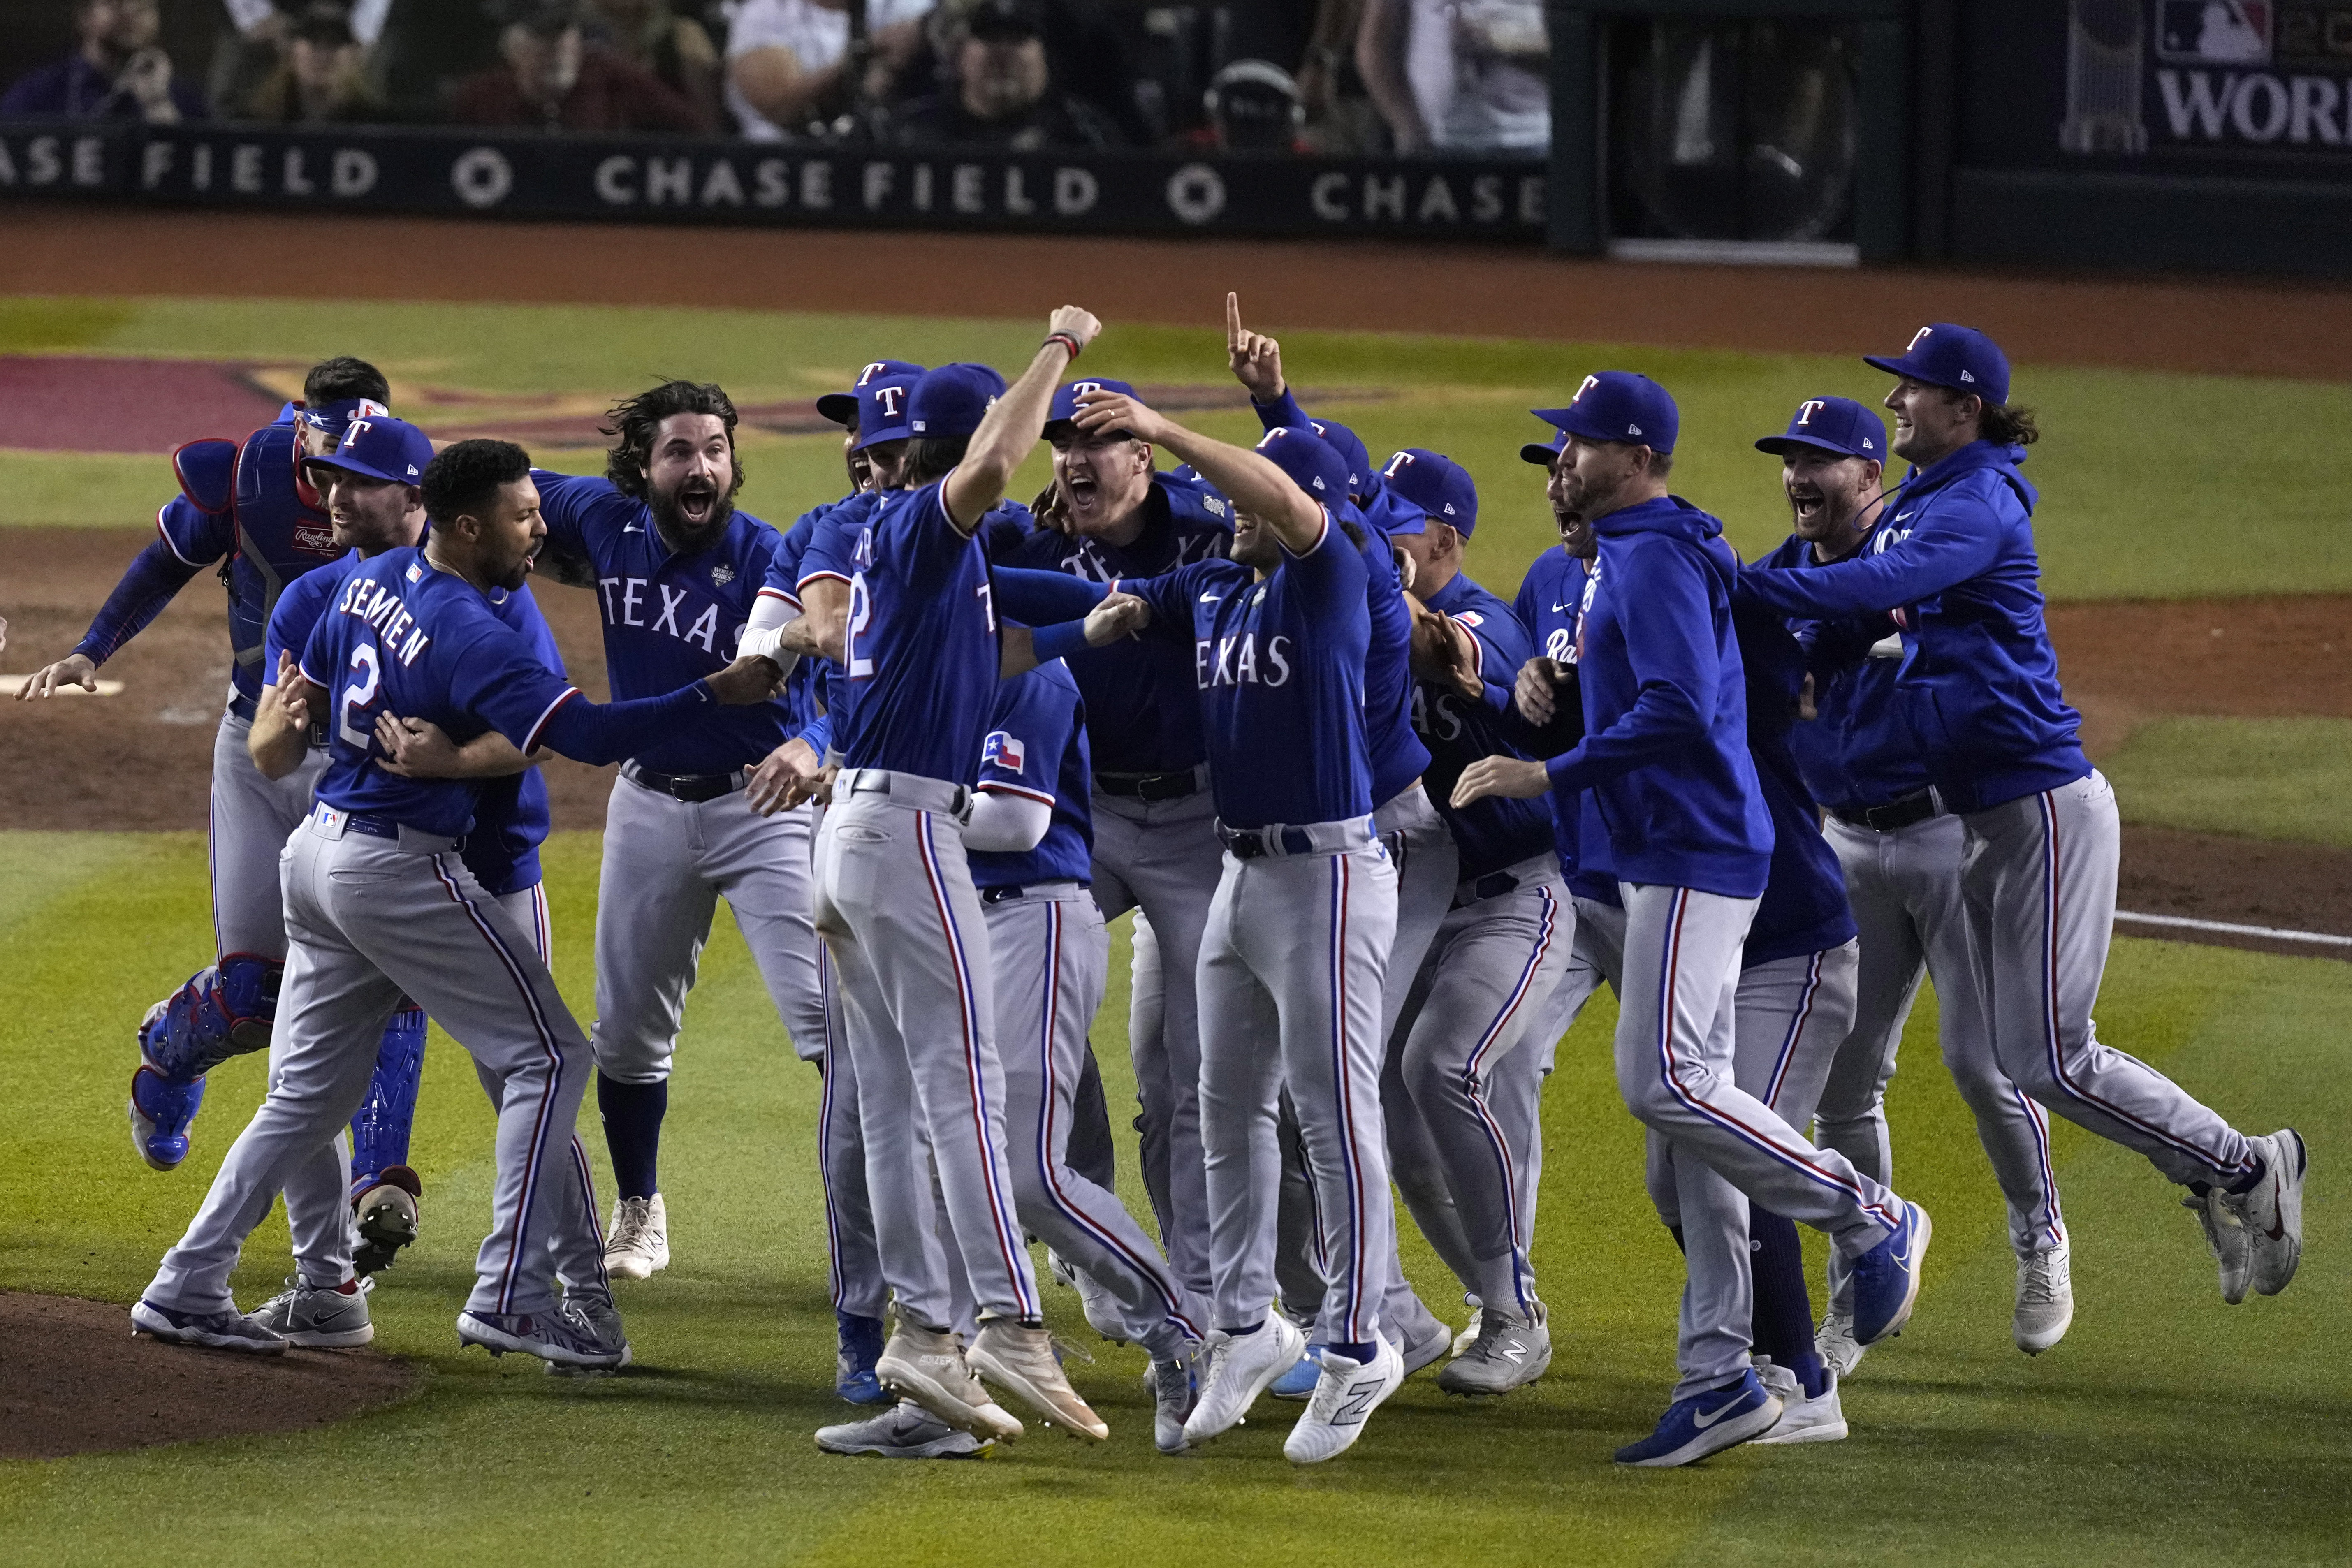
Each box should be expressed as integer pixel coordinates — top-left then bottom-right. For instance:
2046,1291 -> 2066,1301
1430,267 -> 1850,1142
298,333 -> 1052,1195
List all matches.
981,730 -> 1026,772
1455,610 -> 1484,628
2158,0 -> 2270,63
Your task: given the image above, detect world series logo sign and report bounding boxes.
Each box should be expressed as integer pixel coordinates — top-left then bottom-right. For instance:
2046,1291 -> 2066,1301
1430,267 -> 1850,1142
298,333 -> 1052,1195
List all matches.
2061,0 -> 2352,157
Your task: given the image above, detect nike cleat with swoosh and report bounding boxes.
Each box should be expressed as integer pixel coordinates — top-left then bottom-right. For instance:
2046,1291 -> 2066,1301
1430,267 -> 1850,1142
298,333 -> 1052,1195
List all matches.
2219,1129 -> 2306,1298
2183,1186 -> 2252,1304
1849,1199 -> 1932,1347
1614,1369 -> 1783,1467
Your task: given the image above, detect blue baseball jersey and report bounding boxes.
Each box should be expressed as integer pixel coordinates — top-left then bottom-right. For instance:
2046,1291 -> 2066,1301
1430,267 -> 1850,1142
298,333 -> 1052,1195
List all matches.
1731,592 -> 1859,967
299,549 -> 593,839
1510,546 -> 1616,899
968,661 -> 1094,890
834,475 -> 1001,783
1125,510 -> 1372,830
760,496 -> 855,753
533,470 -> 789,775
981,470 -> 1233,775
1416,573 -> 1554,881
270,553 -> 561,896
1753,532 -> 1925,815
1356,514 -> 1432,806
149,414 -> 348,704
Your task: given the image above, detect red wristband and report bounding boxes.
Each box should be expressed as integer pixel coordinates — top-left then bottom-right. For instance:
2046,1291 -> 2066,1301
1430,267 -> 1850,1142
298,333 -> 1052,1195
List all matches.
1044,331 -> 1082,361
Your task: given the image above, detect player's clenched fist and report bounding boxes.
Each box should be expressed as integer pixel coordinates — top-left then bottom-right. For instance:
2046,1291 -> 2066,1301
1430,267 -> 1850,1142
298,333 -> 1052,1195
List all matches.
705,653 -> 788,705
1513,655 -> 1569,725
1451,755 -> 1550,809
1046,305 -> 1102,356
1081,591 -> 1152,647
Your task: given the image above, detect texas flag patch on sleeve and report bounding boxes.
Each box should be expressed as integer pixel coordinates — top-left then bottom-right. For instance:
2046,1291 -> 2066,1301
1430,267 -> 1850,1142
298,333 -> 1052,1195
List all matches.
981,730 -> 1026,773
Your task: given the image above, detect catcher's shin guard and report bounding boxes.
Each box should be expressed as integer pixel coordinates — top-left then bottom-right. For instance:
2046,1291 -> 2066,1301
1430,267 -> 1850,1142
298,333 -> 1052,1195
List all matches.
129,954 -> 281,1172
350,1006 -> 428,1192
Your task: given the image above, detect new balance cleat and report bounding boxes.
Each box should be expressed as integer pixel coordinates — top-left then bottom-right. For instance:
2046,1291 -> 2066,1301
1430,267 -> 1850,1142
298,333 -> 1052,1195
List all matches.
2218,1130 -> 2306,1298
603,1192 -> 669,1280
1614,1369 -> 1782,1467
1849,1200 -> 1931,1347
969,1318 -> 1108,1440
836,1310 -> 888,1405
816,1399 -> 987,1459
1151,1343 -> 1199,1454
1283,1336 -> 1404,1465
1184,1313 -> 1305,1444
876,1323 -> 1022,1442
132,1298 -> 286,1353
2183,1186 -> 2252,1304
352,1165 -> 422,1278
458,1308 -> 628,1370
1751,1358 -> 1847,1445
1437,1302 -> 1551,1396
244,1278 -> 373,1348
2013,1241 -> 2074,1355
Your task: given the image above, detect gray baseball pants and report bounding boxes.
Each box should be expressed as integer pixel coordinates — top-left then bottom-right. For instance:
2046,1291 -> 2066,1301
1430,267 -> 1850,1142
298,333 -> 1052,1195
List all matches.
987,883 -> 1205,1357
813,771 -> 1040,1327
148,810 -> 595,1319
1198,825 -> 1399,1344
208,710 -> 324,958
1816,809 -> 2064,1260
1962,771 -> 2254,1187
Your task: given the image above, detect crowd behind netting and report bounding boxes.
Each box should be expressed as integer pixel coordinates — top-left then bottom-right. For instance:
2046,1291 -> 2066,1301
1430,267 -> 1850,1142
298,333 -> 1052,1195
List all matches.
0,0 -> 1550,156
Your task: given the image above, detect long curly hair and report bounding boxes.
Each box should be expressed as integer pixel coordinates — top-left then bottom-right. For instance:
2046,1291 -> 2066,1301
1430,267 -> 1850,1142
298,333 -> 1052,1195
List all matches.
602,379 -> 747,501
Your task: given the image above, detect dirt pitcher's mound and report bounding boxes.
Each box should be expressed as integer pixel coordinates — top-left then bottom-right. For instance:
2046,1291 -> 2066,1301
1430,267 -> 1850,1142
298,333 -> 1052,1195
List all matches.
0,1291 -> 420,1459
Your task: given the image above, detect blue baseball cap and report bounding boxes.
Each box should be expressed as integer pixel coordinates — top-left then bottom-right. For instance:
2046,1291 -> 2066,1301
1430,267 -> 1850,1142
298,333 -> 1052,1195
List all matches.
1520,418 -> 1569,467
1370,447 -> 1477,537
300,395 -> 390,433
1303,417 -> 1376,502
847,359 -> 927,450
1755,396 -> 1888,461
820,358 -> 923,432
302,413 -> 433,486
1864,323 -> 2010,405
1253,425 -> 1351,507
906,363 -> 1006,440
1534,371 -> 1678,456
1044,377 -> 1139,440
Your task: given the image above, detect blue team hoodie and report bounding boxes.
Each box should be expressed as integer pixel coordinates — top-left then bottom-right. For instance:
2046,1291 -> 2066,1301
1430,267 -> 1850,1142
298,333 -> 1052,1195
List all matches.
1735,441 -> 2088,813
1755,532 -> 1931,815
1732,595 -> 1862,966
1544,494 -> 1772,899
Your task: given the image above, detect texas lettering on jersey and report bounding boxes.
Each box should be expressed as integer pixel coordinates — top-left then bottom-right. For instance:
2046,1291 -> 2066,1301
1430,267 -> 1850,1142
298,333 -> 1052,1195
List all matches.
595,574 -> 728,652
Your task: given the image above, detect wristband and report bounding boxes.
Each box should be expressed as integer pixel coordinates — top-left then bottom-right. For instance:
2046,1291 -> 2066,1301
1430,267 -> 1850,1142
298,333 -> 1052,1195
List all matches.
1044,331 -> 1083,362
1031,618 -> 1092,665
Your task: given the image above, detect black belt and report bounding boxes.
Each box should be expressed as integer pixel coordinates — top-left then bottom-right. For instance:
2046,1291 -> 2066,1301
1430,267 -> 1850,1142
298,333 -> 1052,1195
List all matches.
626,764 -> 746,804
1218,824 -> 1309,860
1451,870 -> 1521,910
228,692 -> 257,723
1831,789 -> 1941,834
1096,769 -> 1201,802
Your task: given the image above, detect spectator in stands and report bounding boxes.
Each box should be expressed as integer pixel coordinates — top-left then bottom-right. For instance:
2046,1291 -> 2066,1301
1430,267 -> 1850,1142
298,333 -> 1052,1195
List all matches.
450,0 -> 704,132
726,0 -> 932,140
888,0 -> 1120,150
1356,0 -> 1547,154
239,3 -> 385,122
583,0 -> 721,132
1187,58 -> 1307,153
1,0 -> 209,121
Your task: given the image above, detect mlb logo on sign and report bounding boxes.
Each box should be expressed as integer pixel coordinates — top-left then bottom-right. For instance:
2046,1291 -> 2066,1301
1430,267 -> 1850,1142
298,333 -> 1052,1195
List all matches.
2158,0 -> 2271,63
981,730 -> 1025,772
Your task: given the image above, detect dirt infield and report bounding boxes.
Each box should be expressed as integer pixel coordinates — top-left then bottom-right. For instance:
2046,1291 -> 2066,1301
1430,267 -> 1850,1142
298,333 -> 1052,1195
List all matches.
7,204 -> 2352,380
5,525 -> 2345,953
0,1290 -> 417,1459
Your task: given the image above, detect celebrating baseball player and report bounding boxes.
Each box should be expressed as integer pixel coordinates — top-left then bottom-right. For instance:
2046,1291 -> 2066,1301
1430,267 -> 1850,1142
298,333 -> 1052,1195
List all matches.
132,438 -> 783,1366
1733,326 -> 2304,1306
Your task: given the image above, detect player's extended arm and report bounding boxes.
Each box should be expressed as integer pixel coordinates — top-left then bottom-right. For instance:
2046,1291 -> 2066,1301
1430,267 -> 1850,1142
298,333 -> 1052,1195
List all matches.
1734,490 -> 2004,620
962,788 -> 1052,853
943,306 -> 1104,530
372,714 -> 541,779
738,588 -> 806,678
248,651 -> 318,780
514,655 -> 784,768
14,539 -> 205,699
1072,390 -> 1322,553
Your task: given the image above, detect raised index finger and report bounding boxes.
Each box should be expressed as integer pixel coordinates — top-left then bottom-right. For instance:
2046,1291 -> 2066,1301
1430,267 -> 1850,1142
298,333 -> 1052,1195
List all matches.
1226,291 -> 1242,350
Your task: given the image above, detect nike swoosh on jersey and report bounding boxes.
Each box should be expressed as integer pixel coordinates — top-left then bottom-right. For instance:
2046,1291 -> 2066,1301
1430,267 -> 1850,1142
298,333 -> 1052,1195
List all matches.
1198,591 -> 1221,602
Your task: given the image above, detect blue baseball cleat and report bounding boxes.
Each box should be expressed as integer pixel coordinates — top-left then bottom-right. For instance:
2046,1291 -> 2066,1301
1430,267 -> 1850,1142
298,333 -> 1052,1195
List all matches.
1270,1347 -> 1323,1400
836,1311 -> 888,1405
1850,1199 -> 1933,1347
128,1059 -> 206,1173
1614,1369 -> 1783,1467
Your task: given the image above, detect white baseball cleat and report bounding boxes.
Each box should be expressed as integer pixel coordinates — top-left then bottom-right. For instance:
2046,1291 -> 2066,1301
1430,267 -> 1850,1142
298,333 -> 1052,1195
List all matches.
1284,1336 -> 1404,1465
876,1323 -> 1023,1442
603,1193 -> 669,1280
1751,1357 -> 1848,1445
2183,1186 -> 2252,1304
2013,1241 -> 2074,1355
2218,1130 -> 2306,1298
1814,1307 -> 1865,1378
967,1318 -> 1108,1440
1183,1313 -> 1306,1445
1046,1248 -> 1128,1343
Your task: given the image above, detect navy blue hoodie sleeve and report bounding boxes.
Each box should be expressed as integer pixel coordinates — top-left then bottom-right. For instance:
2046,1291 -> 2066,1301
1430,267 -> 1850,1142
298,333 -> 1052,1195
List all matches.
1545,538 -> 1714,792
1252,388 -> 1312,435
993,566 -> 1110,624
1736,472 -> 2010,619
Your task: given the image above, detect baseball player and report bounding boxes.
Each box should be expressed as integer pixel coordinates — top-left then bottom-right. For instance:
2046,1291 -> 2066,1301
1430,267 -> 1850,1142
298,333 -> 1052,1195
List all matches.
12,360 -> 418,1182
807,332 -> 1108,1447
131,438 -> 781,1364
1747,394 -> 2071,1370
1455,371 -> 1929,1468
526,379 -> 823,1281
1356,448 -> 1571,1397
1036,396 -> 1410,1465
1733,326 -> 2305,1304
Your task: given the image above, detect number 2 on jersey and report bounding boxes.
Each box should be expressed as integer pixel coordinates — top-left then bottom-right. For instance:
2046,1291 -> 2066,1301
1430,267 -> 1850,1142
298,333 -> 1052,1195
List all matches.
338,642 -> 381,751
845,574 -> 875,680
